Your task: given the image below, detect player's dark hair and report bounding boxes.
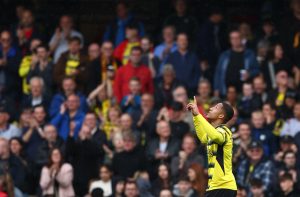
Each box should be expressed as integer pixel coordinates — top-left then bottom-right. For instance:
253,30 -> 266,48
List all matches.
221,102 -> 234,123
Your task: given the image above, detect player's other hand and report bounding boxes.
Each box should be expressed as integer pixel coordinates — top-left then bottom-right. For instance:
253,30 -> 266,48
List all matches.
186,96 -> 200,116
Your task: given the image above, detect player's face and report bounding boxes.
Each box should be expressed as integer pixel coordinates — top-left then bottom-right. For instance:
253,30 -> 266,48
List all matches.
206,103 -> 223,121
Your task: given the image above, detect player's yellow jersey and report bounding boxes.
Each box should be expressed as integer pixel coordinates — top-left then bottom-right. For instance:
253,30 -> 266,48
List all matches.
193,114 -> 237,191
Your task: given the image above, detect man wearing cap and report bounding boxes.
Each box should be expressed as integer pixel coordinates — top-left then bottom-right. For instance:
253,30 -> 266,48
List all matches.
0,106 -> 21,140
236,140 -> 275,194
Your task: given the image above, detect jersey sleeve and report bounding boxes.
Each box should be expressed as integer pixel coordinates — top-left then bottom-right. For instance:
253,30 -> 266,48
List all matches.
193,114 -> 226,145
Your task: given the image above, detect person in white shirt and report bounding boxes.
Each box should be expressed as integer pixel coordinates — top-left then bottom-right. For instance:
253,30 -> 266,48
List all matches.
89,164 -> 114,197
0,107 -> 21,140
49,15 -> 84,63
280,102 -> 300,137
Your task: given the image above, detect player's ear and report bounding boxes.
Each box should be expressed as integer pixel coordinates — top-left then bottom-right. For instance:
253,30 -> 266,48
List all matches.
218,114 -> 224,120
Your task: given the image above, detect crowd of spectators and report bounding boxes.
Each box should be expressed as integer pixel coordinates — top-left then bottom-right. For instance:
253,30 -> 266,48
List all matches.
0,0 -> 300,197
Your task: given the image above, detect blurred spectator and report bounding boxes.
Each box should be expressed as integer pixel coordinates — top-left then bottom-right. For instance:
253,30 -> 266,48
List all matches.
26,44 -> 53,93
103,1 -> 145,46
35,124 -> 64,168
83,112 -> 107,148
274,136 -> 298,165
146,120 -> 180,177
22,105 -> 46,161
154,26 -> 177,71
238,82 -> 262,119
166,33 -> 200,92
256,40 -> 269,66
214,30 -> 259,96
88,41 -> 119,93
89,164 -> 115,197
113,46 -> 153,103
239,22 -> 256,50
113,23 -> 141,65
253,76 -> 268,103
0,30 -> 22,101
233,122 -> 252,166
251,110 -> 275,157
87,83 -> 112,122
279,90 -> 298,120
256,18 -> 279,47
101,105 -> 122,140
141,36 -> 161,78
12,9 -> 42,55
114,179 -> 125,197
187,163 -> 206,197
277,151 -> 300,186
169,102 -> 190,140
49,15 -> 84,63
280,102 -> 300,137
236,186 -> 247,197
171,133 -> 204,178
236,140 -> 275,193
121,77 -> 141,113
226,86 -> 238,107
131,93 -> 158,141
124,179 -> 140,197
18,38 -> 41,95
49,77 -> 87,118
276,172 -> 299,197
154,64 -> 181,108
197,8 -> 227,73
160,189 -> 173,197
172,86 -> 193,129
40,148 -> 75,196
164,0 -> 198,48
172,175 -> 199,197
120,113 -> 140,141
261,43 -> 297,89
267,70 -> 292,108
51,94 -> 85,140
0,137 -> 29,196
53,36 -> 89,92
134,171 -> 153,197
88,43 -> 100,61
21,77 -> 50,110
151,163 -> 173,197
195,79 -> 212,113
279,0 -> 300,68
9,137 -> 33,194
66,124 -> 103,196
112,132 -> 145,179
249,178 -> 265,197
0,106 -> 21,140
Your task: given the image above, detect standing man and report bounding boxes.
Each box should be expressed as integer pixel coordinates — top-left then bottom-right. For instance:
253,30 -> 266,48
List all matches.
186,97 -> 237,197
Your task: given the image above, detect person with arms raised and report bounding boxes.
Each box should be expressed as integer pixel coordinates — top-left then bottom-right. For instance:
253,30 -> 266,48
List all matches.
186,97 -> 237,197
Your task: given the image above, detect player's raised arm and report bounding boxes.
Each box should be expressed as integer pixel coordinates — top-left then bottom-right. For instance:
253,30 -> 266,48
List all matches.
187,96 -> 226,145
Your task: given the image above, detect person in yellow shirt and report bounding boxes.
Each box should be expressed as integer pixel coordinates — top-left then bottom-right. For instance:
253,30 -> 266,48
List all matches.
18,38 -> 41,94
186,97 -> 237,197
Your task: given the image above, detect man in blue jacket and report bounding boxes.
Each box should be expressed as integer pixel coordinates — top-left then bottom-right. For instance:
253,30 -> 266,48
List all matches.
166,33 -> 200,94
51,94 -> 85,140
214,30 -> 259,97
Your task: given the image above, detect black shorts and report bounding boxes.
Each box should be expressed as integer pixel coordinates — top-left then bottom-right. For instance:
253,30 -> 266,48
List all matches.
205,189 -> 237,197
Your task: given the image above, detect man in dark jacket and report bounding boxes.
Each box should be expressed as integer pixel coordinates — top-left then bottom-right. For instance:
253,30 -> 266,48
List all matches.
112,132 -> 146,179
146,120 -> 180,178
66,124 -> 104,196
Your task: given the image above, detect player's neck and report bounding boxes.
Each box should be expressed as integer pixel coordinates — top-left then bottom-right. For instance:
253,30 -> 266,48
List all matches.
210,119 -> 224,128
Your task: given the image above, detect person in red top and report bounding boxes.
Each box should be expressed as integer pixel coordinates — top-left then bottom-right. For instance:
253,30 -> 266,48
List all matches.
113,22 -> 141,65
114,46 -> 154,103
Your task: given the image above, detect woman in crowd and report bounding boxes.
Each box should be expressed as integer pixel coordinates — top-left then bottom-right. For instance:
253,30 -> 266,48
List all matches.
151,163 -> 173,197
40,148 -> 75,196
187,163 -> 206,197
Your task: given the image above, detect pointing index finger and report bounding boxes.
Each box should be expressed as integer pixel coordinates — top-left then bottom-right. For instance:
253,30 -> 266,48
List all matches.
193,96 -> 197,105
